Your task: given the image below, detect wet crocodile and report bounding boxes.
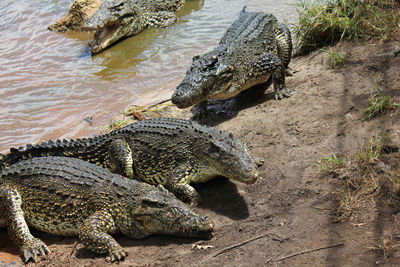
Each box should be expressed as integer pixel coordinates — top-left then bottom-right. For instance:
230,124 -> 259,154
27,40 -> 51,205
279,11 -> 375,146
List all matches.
48,0 -> 102,32
0,156 -> 214,263
83,0 -> 185,54
0,118 -> 258,205
171,9 -> 293,118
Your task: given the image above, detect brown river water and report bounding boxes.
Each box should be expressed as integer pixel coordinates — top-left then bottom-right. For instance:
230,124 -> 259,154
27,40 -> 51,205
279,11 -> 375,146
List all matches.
0,0 -> 298,154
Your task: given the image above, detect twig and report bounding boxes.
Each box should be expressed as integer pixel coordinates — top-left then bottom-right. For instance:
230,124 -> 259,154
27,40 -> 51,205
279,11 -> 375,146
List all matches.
69,241 -> 78,258
202,233 -> 270,263
266,243 -> 344,263
148,98 -> 171,109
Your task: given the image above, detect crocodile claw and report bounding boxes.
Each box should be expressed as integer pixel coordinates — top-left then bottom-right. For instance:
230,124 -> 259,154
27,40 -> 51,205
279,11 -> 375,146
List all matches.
274,87 -> 293,100
107,247 -> 127,262
254,157 -> 265,167
21,238 -> 50,263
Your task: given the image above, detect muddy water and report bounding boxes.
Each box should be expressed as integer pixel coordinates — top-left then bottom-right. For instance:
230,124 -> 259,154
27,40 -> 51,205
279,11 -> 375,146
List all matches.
0,0 -> 297,154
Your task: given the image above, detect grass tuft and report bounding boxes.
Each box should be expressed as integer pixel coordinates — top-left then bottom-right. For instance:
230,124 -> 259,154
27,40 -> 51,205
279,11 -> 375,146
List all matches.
368,234 -> 400,258
316,154 -> 344,174
362,87 -> 400,120
333,136 -> 400,221
321,48 -> 345,68
293,0 -> 400,55
357,135 -> 384,162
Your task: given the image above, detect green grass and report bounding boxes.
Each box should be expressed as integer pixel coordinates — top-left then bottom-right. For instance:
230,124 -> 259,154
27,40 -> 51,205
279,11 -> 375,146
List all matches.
321,48 -> 345,68
316,154 -> 344,174
362,87 -> 400,120
293,0 -> 400,55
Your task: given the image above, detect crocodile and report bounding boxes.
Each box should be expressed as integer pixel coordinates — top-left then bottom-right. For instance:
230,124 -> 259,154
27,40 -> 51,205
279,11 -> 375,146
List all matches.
48,0 -> 102,32
0,156 -> 214,263
0,118 -> 258,205
171,9 -> 294,118
83,0 -> 185,54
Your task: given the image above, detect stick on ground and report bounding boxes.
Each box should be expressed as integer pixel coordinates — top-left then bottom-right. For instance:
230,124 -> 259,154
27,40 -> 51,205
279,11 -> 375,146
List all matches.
266,243 -> 345,263
201,233 -> 270,263
148,98 -> 171,109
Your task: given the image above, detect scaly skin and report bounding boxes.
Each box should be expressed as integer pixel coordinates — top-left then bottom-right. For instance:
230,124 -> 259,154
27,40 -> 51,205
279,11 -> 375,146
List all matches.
171,9 -> 294,118
0,118 -> 258,205
0,156 -> 214,263
83,0 -> 185,54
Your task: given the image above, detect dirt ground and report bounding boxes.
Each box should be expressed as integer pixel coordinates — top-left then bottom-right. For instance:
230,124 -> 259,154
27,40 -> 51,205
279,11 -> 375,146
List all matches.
1,37 -> 400,266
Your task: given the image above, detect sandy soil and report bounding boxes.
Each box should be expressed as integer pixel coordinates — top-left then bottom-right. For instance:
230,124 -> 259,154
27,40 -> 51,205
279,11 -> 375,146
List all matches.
1,37 -> 400,266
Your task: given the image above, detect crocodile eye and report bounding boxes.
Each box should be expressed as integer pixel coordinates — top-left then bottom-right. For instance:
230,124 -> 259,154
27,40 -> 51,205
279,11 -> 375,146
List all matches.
207,56 -> 218,67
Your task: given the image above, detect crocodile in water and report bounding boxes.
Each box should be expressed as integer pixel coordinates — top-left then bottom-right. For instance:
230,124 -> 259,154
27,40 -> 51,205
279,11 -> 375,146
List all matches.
83,0 -> 185,54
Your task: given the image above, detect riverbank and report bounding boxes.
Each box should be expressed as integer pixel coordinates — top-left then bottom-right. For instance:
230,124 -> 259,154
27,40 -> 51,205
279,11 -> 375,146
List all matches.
0,0 -> 297,154
2,0 -> 400,265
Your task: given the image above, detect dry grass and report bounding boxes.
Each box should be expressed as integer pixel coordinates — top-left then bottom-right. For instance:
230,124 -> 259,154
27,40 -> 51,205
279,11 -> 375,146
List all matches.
368,234 -> 400,258
293,0 -> 400,55
362,87 -> 400,121
357,135 -> 384,161
99,102 -> 186,134
330,136 -> 400,221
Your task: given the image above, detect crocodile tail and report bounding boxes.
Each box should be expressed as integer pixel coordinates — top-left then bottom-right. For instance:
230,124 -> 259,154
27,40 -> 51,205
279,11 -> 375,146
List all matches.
0,135 -> 112,169
275,22 -> 293,68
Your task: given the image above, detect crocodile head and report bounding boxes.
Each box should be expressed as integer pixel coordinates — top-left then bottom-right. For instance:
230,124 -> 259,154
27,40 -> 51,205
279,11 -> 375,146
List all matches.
199,124 -> 259,184
172,52 -> 235,108
127,185 -> 214,239
83,0 -> 145,54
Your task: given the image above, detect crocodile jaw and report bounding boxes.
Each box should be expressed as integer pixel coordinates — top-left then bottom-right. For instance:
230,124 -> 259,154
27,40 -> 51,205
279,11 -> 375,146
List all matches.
172,78 -> 233,108
166,215 -> 214,239
172,82 -> 206,108
136,212 -> 215,239
131,185 -> 215,239
88,16 -> 143,54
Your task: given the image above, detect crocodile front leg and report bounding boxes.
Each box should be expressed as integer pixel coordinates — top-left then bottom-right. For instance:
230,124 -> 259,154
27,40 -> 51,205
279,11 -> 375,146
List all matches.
108,139 -> 134,179
272,58 -> 293,100
0,185 -> 50,262
78,210 -> 127,262
255,52 -> 293,100
165,164 -> 202,206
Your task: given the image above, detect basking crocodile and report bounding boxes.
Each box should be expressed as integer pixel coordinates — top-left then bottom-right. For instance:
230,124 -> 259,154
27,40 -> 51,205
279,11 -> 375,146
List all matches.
0,156 -> 214,263
171,9 -> 293,118
83,0 -> 185,54
0,118 -> 258,205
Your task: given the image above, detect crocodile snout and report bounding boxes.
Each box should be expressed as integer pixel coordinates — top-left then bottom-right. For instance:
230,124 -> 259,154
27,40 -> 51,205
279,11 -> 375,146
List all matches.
172,83 -> 200,108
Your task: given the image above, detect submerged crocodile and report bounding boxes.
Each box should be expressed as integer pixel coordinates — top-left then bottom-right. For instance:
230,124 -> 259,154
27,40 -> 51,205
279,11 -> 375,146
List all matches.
83,0 -> 185,54
0,118 -> 258,205
0,156 -> 214,263
171,9 -> 293,118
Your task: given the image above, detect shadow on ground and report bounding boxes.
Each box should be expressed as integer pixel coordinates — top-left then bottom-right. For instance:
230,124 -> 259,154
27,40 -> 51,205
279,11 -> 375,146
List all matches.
195,177 -> 250,220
